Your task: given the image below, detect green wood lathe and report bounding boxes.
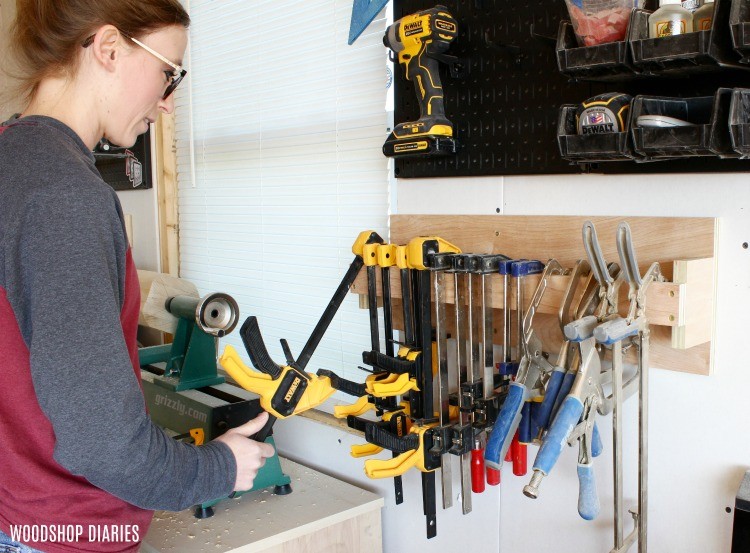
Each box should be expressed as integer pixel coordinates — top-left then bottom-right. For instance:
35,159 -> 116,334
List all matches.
137,278 -> 291,519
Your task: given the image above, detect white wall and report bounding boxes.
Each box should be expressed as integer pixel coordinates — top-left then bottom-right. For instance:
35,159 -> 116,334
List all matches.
117,188 -> 160,271
0,0 -> 22,122
275,170 -> 750,553
0,0 -> 21,118
116,134 -> 162,272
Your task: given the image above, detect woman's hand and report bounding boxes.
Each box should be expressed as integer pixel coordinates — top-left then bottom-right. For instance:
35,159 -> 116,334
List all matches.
215,411 -> 276,491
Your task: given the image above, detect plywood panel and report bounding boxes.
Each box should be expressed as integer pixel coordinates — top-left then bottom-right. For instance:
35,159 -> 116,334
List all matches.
390,215 -> 717,277
349,215 -> 718,375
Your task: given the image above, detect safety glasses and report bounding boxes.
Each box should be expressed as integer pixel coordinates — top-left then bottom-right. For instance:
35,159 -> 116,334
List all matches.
82,32 -> 187,100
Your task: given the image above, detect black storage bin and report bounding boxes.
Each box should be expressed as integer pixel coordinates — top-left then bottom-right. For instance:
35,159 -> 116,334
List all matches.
730,0 -> 750,62
728,87 -> 750,155
94,130 -> 153,190
556,17 -> 639,82
630,88 -> 736,159
733,471 -> 750,552
557,104 -> 639,162
630,0 -> 747,75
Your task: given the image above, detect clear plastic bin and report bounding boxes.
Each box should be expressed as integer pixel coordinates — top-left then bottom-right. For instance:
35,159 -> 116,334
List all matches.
729,88 -> 750,156
730,0 -> 750,63
556,16 -> 640,81
564,0 -> 644,46
557,104 -> 639,162
630,89 -> 736,159
630,0 -> 748,75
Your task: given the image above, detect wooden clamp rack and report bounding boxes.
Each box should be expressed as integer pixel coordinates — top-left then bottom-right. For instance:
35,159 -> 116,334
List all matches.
351,215 -> 717,376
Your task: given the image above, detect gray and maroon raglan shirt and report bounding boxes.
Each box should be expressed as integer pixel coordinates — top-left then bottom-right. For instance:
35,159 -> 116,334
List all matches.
0,116 -> 236,553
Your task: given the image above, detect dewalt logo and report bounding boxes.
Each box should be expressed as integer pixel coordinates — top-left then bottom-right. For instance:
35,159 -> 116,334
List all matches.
284,376 -> 301,403
403,20 -> 424,37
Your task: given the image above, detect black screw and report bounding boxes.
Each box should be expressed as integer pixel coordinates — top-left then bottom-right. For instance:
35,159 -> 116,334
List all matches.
743,242 -> 748,249
496,207 -> 500,213
726,507 -> 732,513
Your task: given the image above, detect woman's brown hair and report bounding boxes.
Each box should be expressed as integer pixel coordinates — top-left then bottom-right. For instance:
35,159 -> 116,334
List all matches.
8,0 -> 190,104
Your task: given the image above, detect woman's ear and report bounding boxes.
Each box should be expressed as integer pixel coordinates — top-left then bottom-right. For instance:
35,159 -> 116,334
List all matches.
89,25 -> 122,71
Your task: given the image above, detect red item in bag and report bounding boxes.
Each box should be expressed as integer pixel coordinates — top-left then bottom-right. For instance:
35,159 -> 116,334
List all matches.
569,5 -> 631,46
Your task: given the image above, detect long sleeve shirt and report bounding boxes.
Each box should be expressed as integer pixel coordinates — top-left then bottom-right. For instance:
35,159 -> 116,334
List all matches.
0,116 -> 236,553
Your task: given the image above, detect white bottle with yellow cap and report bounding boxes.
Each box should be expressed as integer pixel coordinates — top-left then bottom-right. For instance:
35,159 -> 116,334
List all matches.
649,0 -> 693,38
693,0 -> 714,31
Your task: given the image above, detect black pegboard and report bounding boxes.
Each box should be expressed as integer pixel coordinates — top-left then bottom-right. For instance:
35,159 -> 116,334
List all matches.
392,0 -> 750,178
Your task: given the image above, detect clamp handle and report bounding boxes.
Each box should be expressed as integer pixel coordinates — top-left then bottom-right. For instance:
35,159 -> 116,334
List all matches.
485,381 -> 526,469
593,317 -> 640,346
365,422 -> 419,453
533,367 -> 565,435
351,442 -> 383,458
316,369 -> 367,397
533,395 -> 584,477
334,395 -> 373,418
577,462 -> 600,520
564,315 -> 599,342
365,372 -> 419,397
521,260 -> 564,342
240,316 -> 284,379
362,350 -> 416,375
365,448 -> 420,479
551,370 -> 576,419
592,424 -> 603,458
582,221 -> 612,288
615,222 -> 641,288
364,425 -> 436,479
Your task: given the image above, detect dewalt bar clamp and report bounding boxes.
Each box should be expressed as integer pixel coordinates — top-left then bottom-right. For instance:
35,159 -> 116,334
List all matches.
360,235 -> 460,539
219,230 -> 384,442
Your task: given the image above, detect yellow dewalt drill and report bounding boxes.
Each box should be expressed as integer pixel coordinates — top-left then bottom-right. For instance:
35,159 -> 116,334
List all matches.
383,5 -> 460,158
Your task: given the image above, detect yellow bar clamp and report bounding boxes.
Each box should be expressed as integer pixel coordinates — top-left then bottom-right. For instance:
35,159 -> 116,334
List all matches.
220,345 -> 336,419
334,395 -> 373,418
350,408 -> 411,459
351,443 -> 384,458
376,244 -> 398,267
351,229 -> 380,257
395,245 -> 409,269
405,236 -> 461,270
362,242 -> 380,267
365,372 -> 419,397
364,424 -> 437,479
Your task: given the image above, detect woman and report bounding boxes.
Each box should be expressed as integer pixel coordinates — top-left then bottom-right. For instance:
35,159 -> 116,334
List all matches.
0,2 -> 274,552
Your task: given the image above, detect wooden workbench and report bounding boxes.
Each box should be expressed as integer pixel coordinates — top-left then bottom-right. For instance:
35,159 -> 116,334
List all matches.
141,459 -> 384,553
